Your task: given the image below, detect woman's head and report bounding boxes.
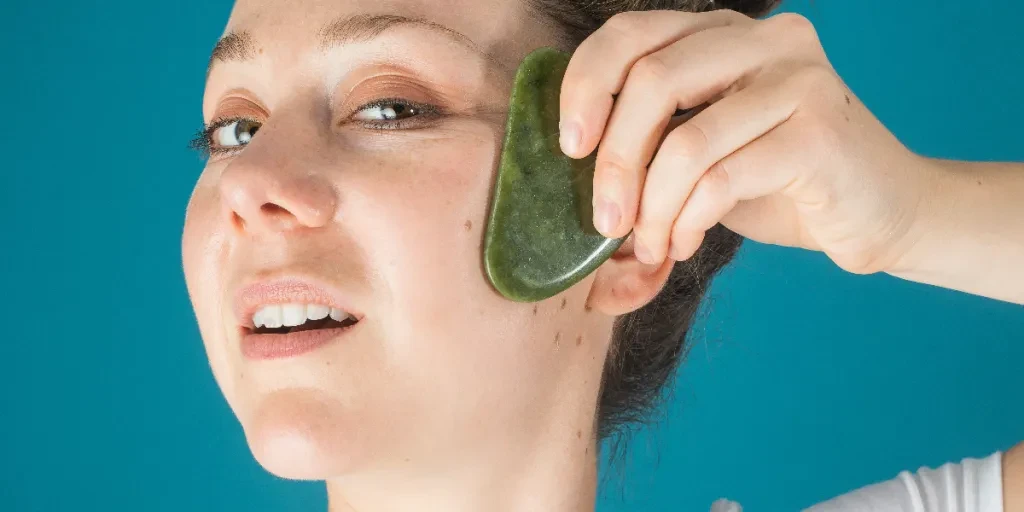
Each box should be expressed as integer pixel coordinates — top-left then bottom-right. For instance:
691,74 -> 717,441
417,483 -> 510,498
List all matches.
182,0 -> 771,485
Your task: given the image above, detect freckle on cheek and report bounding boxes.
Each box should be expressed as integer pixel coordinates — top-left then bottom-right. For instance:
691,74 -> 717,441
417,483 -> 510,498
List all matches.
560,298 -> 567,309
464,219 -> 472,231
576,335 -> 583,346
533,305 -> 538,315
577,430 -> 582,439
554,332 -> 560,345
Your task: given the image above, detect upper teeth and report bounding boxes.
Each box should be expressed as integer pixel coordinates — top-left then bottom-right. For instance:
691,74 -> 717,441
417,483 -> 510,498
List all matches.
252,303 -> 353,329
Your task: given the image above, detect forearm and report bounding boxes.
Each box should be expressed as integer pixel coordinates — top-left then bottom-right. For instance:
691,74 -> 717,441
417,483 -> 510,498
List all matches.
887,157 -> 1024,305
1006,442 -> 1024,511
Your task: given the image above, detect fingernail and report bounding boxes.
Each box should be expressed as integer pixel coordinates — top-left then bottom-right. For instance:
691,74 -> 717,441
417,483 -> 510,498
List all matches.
560,120 -> 581,156
594,197 -> 621,235
634,238 -> 653,264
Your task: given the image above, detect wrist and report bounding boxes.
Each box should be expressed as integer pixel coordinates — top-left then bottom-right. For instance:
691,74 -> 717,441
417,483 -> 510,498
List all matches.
882,154 -> 954,278
882,156 -> 1024,304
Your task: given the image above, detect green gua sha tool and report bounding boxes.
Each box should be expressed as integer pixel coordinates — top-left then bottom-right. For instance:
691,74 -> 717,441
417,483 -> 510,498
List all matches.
483,47 -> 628,303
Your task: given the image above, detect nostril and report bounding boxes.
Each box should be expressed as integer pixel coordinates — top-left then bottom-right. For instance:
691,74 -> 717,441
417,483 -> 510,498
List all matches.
260,203 -> 288,216
230,210 -> 246,231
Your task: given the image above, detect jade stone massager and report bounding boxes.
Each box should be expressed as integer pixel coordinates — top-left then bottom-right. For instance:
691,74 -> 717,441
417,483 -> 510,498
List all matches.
483,47 -> 629,302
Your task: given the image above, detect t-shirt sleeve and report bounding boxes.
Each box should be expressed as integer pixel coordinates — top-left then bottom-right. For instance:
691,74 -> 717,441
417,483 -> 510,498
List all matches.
802,451 -> 1004,512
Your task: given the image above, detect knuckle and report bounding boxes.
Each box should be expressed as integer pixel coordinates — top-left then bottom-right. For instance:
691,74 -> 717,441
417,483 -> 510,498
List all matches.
765,12 -> 817,37
630,52 -> 673,84
595,151 -> 632,178
699,162 -> 732,197
692,162 -> 733,206
756,12 -> 820,50
714,8 -> 749,23
665,122 -> 712,164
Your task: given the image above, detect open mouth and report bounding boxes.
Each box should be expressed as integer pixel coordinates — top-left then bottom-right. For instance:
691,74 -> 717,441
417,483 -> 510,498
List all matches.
247,304 -> 360,335
251,315 -> 358,335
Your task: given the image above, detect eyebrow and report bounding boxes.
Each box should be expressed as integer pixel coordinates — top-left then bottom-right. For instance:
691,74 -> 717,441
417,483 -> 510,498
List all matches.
206,14 -> 503,80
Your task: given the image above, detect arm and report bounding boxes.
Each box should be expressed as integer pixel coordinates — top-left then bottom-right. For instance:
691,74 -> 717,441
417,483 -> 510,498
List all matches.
1006,442 -> 1023,511
888,159 -> 1024,305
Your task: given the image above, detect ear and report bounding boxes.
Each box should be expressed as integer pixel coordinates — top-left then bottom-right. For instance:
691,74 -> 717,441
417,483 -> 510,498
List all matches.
585,233 -> 675,316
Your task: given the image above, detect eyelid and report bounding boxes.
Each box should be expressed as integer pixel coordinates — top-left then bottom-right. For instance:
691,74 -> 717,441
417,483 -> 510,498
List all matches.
209,91 -> 269,123
338,74 -> 447,115
346,99 -> 447,134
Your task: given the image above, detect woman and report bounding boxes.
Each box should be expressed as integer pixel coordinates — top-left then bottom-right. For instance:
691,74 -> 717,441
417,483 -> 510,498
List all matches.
182,0 -> 1024,509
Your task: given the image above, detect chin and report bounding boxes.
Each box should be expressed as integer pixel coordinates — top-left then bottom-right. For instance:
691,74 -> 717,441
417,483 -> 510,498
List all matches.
242,388 -> 362,480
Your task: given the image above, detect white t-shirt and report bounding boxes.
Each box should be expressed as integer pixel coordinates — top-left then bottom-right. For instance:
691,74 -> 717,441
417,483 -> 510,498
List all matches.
711,452 -> 1003,512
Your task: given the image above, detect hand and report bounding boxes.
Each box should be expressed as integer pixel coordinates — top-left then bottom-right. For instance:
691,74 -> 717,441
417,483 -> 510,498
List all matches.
559,9 -> 930,274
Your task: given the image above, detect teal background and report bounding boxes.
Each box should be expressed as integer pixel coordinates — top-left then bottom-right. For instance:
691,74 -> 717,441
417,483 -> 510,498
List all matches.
1,0 -> 1022,510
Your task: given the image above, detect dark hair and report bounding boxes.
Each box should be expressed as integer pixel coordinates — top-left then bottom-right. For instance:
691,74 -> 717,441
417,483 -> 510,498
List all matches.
532,0 -> 782,48
528,0 -> 782,441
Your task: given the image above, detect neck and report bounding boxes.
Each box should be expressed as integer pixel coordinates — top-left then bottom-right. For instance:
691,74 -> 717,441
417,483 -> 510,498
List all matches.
327,428 -> 598,512
325,435 -> 599,512
326,385 -> 601,512
325,325 -> 611,512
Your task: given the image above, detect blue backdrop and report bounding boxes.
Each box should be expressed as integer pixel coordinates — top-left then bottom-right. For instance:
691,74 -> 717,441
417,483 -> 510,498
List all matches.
1,1 -> 1021,510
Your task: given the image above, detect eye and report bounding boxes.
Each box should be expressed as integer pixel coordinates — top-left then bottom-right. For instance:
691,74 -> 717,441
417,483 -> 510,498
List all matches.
189,97 -> 442,159
213,118 -> 261,148
188,116 -> 262,159
354,102 -> 417,121
349,98 -> 440,129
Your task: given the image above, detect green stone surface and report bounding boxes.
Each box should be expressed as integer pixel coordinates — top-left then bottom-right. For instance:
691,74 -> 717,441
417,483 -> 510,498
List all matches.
483,47 -> 628,302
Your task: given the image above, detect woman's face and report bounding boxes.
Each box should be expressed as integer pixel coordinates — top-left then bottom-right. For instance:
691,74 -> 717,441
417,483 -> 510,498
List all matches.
182,0 -> 625,480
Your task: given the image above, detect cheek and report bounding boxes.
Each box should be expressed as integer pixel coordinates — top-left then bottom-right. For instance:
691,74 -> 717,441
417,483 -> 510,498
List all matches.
355,129 -> 500,314
181,174 -> 236,402
354,136 -> 567,406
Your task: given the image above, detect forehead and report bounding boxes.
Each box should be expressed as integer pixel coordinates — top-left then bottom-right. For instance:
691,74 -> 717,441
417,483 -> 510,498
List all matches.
223,0 -> 557,69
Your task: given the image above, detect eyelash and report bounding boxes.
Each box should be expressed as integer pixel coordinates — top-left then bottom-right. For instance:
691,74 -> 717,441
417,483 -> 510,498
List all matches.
188,97 -> 443,159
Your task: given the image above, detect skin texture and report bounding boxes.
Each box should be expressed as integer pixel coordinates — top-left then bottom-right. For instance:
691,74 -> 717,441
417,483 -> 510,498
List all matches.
183,1 -> 671,511
183,1 -> 1024,510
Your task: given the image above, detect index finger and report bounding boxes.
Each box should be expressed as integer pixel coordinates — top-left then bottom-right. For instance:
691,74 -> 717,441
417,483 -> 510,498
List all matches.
558,9 -> 749,158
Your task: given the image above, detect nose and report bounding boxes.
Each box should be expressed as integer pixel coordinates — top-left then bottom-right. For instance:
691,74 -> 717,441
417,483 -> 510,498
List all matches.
218,148 -> 338,236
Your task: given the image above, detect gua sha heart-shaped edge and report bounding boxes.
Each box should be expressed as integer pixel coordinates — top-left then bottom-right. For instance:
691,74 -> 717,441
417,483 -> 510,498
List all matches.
483,47 -> 628,303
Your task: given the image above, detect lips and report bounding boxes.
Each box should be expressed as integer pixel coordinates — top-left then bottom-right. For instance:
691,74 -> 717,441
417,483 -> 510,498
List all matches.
233,277 -> 363,360
239,324 -> 358,360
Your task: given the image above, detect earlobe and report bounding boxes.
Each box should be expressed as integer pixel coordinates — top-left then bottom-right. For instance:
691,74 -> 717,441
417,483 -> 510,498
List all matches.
585,234 -> 675,316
